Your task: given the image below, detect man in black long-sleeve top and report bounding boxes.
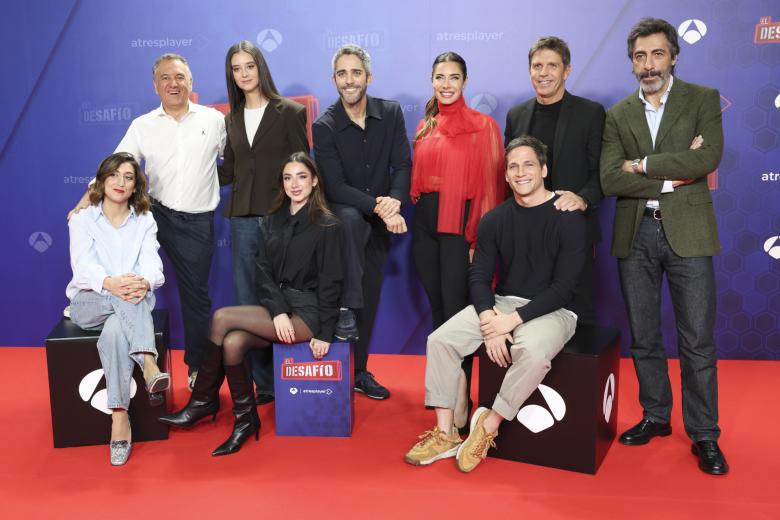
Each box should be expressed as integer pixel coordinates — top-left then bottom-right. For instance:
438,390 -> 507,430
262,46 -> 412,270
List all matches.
504,36 -> 605,324
313,43 -> 411,399
404,136 -> 587,473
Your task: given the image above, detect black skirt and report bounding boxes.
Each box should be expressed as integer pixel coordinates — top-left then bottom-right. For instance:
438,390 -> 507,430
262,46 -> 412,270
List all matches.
281,287 -> 319,337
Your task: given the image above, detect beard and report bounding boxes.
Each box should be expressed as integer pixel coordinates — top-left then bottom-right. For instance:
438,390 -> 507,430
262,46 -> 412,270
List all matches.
339,84 -> 367,107
637,69 -> 670,95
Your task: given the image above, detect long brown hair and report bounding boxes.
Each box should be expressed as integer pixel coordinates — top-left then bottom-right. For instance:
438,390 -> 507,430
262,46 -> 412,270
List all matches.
225,40 -> 281,114
413,51 -> 468,143
270,152 -> 336,225
89,152 -> 150,214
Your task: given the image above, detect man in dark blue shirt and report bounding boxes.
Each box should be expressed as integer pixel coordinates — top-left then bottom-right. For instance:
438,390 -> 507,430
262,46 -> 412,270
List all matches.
313,44 -> 411,399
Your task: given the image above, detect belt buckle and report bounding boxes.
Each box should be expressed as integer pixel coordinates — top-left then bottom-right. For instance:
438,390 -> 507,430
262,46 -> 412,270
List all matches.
652,209 -> 662,220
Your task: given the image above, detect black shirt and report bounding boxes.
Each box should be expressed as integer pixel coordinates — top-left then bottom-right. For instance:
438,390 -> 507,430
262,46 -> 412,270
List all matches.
313,96 -> 412,215
256,203 -> 343,342
530,98 -> 563,187
469,195 -> 588,322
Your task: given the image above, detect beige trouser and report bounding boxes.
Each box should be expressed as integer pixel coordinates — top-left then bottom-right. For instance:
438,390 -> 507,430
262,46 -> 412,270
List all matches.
424,295 -> 577,421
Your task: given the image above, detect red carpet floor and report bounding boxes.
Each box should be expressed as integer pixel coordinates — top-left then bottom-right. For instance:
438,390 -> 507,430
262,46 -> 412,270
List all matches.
0,347 -> 777,519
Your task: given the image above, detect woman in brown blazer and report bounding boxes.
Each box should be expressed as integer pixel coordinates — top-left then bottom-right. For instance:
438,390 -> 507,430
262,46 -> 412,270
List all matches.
218,40 -> 309,398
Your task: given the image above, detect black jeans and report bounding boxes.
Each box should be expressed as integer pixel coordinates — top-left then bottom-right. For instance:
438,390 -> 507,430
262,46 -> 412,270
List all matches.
618,215 -> 720,441
152,202 -> 214,371
332,204 -> 389,374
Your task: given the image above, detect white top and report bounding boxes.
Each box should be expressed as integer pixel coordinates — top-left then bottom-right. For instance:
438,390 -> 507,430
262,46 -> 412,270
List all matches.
66,204 -> 165,301
244,105 -> 266,145
115,102 -> 226,213
638,76 -> 675,208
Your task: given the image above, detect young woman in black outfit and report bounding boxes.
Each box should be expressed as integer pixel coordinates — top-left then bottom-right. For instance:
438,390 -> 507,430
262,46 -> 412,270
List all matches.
160,152 -> 343,456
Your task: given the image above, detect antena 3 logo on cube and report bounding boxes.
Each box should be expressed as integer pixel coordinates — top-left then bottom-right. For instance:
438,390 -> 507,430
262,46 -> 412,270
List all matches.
79,369 -> 137,415
281,358 -> 342,381
516,384 -> 566,433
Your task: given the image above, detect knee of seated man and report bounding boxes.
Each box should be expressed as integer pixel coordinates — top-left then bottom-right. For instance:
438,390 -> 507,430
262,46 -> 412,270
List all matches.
512,343 -> 552,371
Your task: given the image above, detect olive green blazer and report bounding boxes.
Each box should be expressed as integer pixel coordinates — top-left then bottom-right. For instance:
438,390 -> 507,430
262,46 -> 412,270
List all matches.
600,77 -> 723,258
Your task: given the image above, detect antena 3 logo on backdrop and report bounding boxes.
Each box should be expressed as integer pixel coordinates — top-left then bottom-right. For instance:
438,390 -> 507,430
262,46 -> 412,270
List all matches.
755,16 -> 780,44
678,19 -> 707,45
257,29 -> 283,52
516,384 -> 566,433
29,232 -> 52,253
281,358 -> 342,381
764,236 -> 780,259
470,93 -> 498,116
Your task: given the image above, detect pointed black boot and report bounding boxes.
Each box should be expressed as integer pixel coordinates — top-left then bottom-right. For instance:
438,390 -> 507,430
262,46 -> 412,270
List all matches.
159,341 -> 224,428
211,362 -> 260,456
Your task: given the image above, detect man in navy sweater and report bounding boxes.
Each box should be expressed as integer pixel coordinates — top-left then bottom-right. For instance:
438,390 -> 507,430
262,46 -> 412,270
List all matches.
404,135 -> 587,473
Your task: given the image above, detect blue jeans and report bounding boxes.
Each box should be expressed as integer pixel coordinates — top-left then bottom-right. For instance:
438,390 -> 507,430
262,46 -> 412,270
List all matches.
69,290 -> 157,410
230,216 -> 274,395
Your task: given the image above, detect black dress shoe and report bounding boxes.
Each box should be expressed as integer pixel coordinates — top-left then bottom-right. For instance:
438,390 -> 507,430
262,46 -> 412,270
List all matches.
692,440 -> 729,475
619,418 -> 672,445
354,371 -> 390,400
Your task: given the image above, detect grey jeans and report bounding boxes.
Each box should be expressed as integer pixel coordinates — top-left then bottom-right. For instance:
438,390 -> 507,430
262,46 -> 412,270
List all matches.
425,296 -> 577,421
69,290 -> 157,410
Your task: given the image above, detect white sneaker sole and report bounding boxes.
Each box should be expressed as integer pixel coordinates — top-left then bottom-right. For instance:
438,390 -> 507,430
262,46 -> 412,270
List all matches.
456,406 -> 490,463
404,444 -> 460,466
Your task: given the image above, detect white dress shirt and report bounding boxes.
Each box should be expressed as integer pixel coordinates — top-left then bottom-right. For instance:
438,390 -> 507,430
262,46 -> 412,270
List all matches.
66,204 -> 164,300
638,76 -> 675,209
115,102 -> 226,213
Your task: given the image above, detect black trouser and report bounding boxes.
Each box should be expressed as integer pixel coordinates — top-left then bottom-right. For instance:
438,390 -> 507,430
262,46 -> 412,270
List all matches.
151,201 -> 214,371
412,193 -> 473,384
332,204 -> 389,374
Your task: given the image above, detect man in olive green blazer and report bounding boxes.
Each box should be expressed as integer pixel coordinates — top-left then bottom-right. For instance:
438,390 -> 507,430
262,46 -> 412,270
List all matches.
600,18 -> 728,475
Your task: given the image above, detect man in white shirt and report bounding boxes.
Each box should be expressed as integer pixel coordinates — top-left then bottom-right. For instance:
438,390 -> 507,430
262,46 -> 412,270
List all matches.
71,54 -> 226,389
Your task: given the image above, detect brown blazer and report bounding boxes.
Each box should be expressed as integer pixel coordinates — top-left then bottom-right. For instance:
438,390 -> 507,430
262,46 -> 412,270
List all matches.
600,78 -> 723,258
219,97 -> 309,217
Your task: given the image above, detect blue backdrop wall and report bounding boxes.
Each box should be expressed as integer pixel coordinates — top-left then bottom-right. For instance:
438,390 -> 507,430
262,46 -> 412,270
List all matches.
1,0 -> 778,359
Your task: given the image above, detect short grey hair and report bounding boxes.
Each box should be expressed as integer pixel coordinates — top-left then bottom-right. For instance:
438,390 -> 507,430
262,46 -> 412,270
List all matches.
331,44 -> 372,75
152,53 -> 191,79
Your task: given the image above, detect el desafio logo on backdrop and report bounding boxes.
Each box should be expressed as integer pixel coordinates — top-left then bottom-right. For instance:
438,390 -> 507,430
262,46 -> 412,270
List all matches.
79,102 -> 137,126
755,16 -> 780,44
325,29 -> 385,50
281,357 -> 342,381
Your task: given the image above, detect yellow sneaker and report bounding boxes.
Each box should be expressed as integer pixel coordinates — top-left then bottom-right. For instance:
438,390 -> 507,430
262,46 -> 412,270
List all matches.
404,426 -> 462,466
456,407 -> 498,473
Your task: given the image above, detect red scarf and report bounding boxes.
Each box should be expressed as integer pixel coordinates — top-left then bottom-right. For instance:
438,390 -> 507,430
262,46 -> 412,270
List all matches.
410,95 -> 505,244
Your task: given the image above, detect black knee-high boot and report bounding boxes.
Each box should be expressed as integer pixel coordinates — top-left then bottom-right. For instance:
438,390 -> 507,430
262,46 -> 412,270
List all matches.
211,362 -> 260,456
159,341 -> 224,428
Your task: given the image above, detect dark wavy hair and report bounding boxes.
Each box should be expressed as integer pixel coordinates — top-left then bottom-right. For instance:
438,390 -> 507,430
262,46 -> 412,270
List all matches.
89,152 -> 150,214
414,51 -> 468,143
270,152 -> 335,225
627,18 -> 680,73
225,40 -> 281,113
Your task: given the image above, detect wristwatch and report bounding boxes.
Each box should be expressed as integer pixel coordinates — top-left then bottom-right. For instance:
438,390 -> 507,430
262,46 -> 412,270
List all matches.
631,158 -> 642,174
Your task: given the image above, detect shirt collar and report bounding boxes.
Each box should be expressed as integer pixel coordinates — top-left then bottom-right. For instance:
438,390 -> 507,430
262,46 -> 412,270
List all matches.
153,101 -> 199,118
638,75 -> 674,107
334,95 -> 382,131
95,202 -> 137,224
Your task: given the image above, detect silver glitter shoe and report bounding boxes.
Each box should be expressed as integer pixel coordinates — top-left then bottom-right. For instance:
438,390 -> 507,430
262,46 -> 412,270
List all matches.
110,440 -> 132,466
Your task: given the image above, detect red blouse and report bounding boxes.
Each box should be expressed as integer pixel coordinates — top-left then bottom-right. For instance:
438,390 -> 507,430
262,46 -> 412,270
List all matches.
410,95 -> 505,244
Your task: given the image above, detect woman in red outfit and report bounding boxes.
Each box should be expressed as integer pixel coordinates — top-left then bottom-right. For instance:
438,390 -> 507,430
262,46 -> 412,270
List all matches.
410,51 -> 505,429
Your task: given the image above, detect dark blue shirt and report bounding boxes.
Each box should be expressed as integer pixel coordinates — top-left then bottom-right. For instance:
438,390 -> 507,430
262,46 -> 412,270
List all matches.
313,96 -> 411,215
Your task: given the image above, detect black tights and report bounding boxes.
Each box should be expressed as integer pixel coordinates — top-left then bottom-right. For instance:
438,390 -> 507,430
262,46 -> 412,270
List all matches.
209,305 -> 313,366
